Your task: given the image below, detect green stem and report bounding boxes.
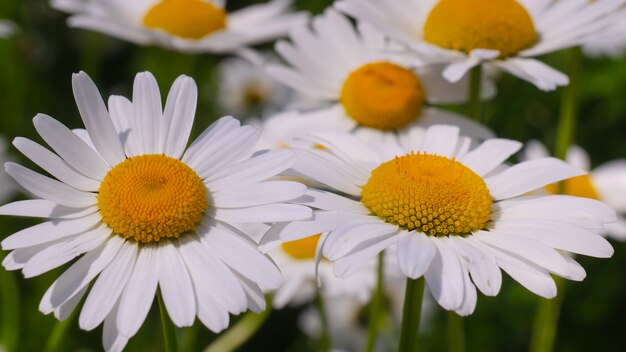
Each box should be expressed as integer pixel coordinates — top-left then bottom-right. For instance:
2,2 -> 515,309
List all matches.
398,277 -> 425,352
529,278 -> 566,352
158,290 -> 178,352
447,312 -> 466,352
467,65 -> 483,122
555,48 -> 583,161
44,311 -> 76,352
315,289 -> 332,352
529,48 -> 581,352
204,296 -> 272,352
365,252 -> 386,352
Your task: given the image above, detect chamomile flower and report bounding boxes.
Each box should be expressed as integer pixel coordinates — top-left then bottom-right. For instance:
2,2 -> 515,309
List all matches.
582,8 -> 626,59
524,141 -> 626,240
0,71 -> 312,351
0,138 -> 16,203
267,9 -> 494,145
217,52 -> 291,120
0,20 -> 17,38
265,126 -> 615,315
336,0 -> 626,91
51,0 -> 309,53
270,232 -> 376,309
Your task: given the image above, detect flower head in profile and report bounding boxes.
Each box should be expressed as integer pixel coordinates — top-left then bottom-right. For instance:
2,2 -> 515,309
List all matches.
0,71 -> 312,351
524,141 -> 626,240
51,0 -> 309,53
266,126 -> 615,315
336,0 -> 625,91
267,9 -> 494,145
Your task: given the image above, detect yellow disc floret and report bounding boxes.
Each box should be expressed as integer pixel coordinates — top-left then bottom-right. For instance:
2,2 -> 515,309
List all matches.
143,0 -> 227,40
423,0 -> 537,57
361,153 -> 492,236
340,62 -> 425,131
546,175 -> 600,200
98,155 -> 207,244
281,234 -> 321,260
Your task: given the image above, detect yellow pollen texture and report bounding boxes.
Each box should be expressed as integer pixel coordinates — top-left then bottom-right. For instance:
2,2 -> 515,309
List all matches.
143,0 -> 227,40
423,0 -> 538,57
361,153 -> 492,236
340,62 -> 425,131
281,234 -> 321,260
546,175 -> 600,200
97,155 -> 207,244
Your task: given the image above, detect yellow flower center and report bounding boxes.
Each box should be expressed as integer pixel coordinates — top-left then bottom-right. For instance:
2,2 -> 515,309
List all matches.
340,62 -> 425,131
97,155 -> 208,244
423,0 -> 537,57
281,234 -> 321,260
546,175 -> 600,200
361,153 -> 492,236
143,0 -> 227,40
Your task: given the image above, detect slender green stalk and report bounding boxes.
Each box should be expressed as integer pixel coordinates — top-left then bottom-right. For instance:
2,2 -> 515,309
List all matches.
158,291 -> 178,352
447,312 -> 466,352
555,48 -> 583,161
0,269 -> 19,352
529,278 -> 566,352
315,289 -> 331,352
529,48 -> 582,352
204,296 -> 272,352
44,310 -> 76,352
365,252 -> 386,352
467,65 -> 483,122
398,277 -> 425,352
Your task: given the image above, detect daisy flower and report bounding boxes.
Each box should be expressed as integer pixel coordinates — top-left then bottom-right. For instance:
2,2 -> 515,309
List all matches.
582,8 -> 626,59
336,0 -> 626,91
0,20 -> 17,38
217,52 -> 291,120
270,231 -> 376,309
0,137 -> 16,203
523,141 -> 626,240
265,126 -> 615,315
50,0 -> 309,53
267,9 -> 495,145
0,71 -> 312,351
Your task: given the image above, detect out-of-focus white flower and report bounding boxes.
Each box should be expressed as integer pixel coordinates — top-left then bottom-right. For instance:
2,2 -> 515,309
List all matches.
582,8 -> 626,59
523,141 -> 626,240
0,20 -> 17,38
217,52 -> 291,120
51,0 -> 309,53
336,0 -> 626,91
0,137 -> 16,203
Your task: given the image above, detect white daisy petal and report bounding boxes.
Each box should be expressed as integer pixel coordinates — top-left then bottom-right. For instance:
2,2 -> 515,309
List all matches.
449,237 -> 502,296
333,235 -> 397,278
592,160 -> 626,213
117,244 -> 159,337
459,139 -> 523,176
103,303 -> 130,352
424,239 -> 464,311
396,231 -> 436,279
325,221 -> 399,261
212,180 -> 305,208
0,200 -> 97,219
72,71 -> 126,166
487,158 -> 585,200
419,125 -> 460,158
54,285 -> 88,321
215,204 -> 312,223
163,75 -> 197,159
132,72 -> 163,155
79,241 -> 138,331
157,241 -> 196,327
40,236 -> 124,315
5,163 -> 97,208
108,95 -> 140,157
2,213 -> 102,250
33,113 -> 109,180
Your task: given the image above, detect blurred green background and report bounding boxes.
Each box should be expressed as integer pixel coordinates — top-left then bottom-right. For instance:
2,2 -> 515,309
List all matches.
1,0 -> 626,351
